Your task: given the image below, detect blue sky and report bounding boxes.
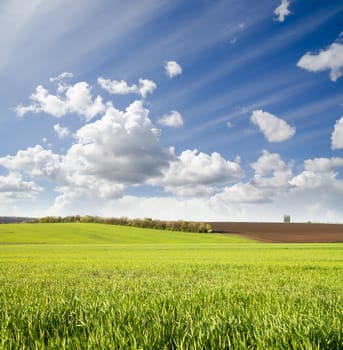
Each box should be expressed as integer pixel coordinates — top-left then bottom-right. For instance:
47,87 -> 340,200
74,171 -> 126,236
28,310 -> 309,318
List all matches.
1,0 -> 343,222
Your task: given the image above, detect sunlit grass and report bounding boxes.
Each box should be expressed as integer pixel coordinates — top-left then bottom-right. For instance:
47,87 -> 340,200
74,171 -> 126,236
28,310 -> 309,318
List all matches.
0,223 -> 251,244
0,224 -> 342,349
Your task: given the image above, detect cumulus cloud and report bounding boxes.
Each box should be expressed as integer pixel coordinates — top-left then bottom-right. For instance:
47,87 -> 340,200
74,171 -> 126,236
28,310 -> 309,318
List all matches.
304,157 -> 343,172
290,170 -> 332,189
251,150 -> 293,188
331,117 -> 343,149
286,156 -> 343,207
0,145 -> 62,180
158,111 -> 184,128
47,151 -> 343,222
274,0 -> 291,22
138,79 -> 157,98
66,82 -> 106,120
297,42 -> 343,82
164,60 -> 182,78
98,78 -> 137,94
154,149 -> 243,197
16,81 -> 106,121
98,77 -> 156,98
65,100 -> 173,184
2,100 -> 175,203
53,124 -> 70,139
276,156 -> 343,221
284,156 -> 342,218
251,150 -> 290,175
53,99 -> 175,203
0,172 -> 42,200
214,150 -> 293,203
290,157 -> 343,198
250,110 -> 296,142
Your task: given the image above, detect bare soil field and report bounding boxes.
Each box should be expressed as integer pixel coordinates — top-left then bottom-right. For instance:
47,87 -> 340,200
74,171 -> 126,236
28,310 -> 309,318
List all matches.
209,222 -> 343,243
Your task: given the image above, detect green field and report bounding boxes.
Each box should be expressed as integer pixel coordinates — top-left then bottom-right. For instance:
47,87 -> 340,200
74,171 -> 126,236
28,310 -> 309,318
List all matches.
0,224 -> 342,349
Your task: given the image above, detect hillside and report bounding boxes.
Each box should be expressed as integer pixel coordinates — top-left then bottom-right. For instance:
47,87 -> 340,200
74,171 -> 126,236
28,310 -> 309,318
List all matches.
0,223 -> 251,245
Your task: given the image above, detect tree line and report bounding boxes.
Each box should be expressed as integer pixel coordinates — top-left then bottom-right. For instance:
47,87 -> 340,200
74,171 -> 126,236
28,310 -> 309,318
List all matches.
33,216 -> 213,233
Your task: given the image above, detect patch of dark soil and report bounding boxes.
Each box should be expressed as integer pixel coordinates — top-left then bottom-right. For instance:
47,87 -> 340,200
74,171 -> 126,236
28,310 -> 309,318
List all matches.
209,222 -> 343,243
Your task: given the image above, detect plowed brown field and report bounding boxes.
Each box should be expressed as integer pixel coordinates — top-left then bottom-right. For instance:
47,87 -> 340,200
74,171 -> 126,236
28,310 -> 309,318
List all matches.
209,222 -> 343,243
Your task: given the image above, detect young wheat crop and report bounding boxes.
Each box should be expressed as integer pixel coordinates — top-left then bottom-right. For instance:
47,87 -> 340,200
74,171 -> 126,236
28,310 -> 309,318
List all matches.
0,224 -> 342,349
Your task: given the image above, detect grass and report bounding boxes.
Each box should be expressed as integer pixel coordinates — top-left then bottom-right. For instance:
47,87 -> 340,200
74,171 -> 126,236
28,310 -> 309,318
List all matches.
0,223 -> 250,245
0,223 -> 342,349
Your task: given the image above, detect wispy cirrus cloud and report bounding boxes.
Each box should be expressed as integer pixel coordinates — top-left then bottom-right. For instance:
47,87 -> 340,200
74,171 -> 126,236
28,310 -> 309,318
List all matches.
49,72 -> 74,83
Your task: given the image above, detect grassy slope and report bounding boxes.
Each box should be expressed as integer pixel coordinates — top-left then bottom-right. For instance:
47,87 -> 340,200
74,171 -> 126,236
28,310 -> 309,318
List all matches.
0,223 -> 252,244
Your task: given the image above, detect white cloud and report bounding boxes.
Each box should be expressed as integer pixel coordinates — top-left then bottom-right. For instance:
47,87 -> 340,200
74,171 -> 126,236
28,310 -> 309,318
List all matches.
66,82 -> 106,120
251,150 -> 291,176
304,157 -> 343,172
251,150 -> 293,189
52,100 -> 175,202
138,79 -> 157,98
0,145 -> 62,180
65,100 -> 173,185
98,77 -> 156,98
155,149 -> 243,197
274,0 -> 291,22
47,194 -> 235,221
290,170 -> 331,189
16,81 -> 106,121
158,110 -> 184,128
97,78 -> 139,95
331,117 -> 343,149
205,154 -> 343,222
214,150 -> 293,204
289,169 -> 343,207
47,152 -> 343,222
16,85 -> 67,117
4,142 -> 343,222
214,183 -> 272,203
250,110 -> 296,142
2,101 -> 174,202
297,42 -> 343,82
49,72 -> 74,83
0,172 -> 42,200
53,124 -> 70,139
164,60 -> 182,78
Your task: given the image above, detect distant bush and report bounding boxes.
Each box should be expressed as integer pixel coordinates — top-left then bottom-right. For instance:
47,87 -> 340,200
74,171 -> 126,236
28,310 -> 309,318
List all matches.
33,216 -> 213,233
